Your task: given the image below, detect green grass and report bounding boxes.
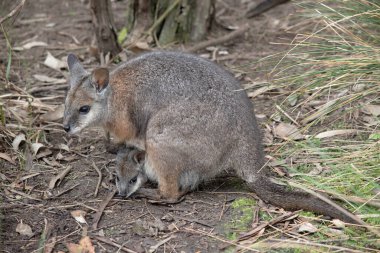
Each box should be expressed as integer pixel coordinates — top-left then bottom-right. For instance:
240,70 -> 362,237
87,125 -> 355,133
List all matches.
232,0 -> 380,251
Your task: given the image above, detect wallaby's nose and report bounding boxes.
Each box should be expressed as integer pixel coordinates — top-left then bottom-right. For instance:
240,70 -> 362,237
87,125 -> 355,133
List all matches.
63,125 -> 70,133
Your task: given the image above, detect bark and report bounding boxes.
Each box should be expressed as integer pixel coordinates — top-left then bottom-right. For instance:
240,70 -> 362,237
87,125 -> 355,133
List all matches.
90,0 -> 121,57
125,0 -> 215,45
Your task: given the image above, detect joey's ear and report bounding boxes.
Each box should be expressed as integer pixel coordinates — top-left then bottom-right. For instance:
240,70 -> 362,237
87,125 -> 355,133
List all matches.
133,151 -> 145,165
91,68 -> 109,92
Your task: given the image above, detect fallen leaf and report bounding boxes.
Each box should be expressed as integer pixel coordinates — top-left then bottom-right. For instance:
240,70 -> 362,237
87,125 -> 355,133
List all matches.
44,52 -> 66,71
40,104 -> 65,122
71,210 -> 87,224
12,134 -> 26,151
49,166 -> 72,189
16,221 -> 33,237
315,129 -> 357,139
66,236 -> 95,253
128,41 -> 151,53
298,222 -> 318,233
33,74 -> 66,84
79,236 -> 95,253
362,104 -> 380,117
13,41 -> 48,51
273,123 -> 304,140
31,143 -> 45,156
0,152 -> 16,165
247,85 -> 276,98
57,143 -> 70,152
332,219 -> 345,229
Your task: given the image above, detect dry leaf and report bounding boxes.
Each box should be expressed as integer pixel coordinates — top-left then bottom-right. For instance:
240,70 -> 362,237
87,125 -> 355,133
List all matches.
332,219 -> 345,229
66,236 -> 95,253
48,166 -> 72,189
0,152 -> 16,165
33,74 -> 66,84
40,104 -> 65,122
71,210 -> 87,224
315,129 -> 357,139
57,143 -> 70,152
247,85 -> 276,98
14,41 -> 48,51
298,222 -> 318,233
273,123 -> 304,140
31,143 -> 45,156
362,104 -> 380,117
44,52 -> 67,71
12,134 -> 26,151
16,221 -> 33,237
128,41 -> 151,53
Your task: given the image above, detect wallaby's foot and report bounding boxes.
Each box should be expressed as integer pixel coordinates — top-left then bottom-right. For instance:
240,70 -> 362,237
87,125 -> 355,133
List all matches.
133,188 -> 185,204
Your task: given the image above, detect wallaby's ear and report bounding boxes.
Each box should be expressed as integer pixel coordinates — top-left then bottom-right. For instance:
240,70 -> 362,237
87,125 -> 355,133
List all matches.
67,53 -> 87,87
91,68 -> 109,93
133,151 -> 145,165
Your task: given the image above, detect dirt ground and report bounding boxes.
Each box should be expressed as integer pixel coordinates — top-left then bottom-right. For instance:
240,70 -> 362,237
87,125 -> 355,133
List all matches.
0,0 -> 301,252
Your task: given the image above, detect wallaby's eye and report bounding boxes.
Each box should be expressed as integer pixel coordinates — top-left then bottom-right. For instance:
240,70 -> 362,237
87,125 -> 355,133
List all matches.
79,105 -> 91,114
129,176 -> 138,184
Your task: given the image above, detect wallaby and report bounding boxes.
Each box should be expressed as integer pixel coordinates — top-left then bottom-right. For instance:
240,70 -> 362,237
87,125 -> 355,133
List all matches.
64,51 -> 360,224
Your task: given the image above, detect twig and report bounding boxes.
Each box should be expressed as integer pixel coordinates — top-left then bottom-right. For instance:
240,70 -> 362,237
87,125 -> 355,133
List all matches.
0,0 -> 27,24
49,183 -> 80,199
7,188 -> 42,201
91,188 -> 117,230
275,104 -> 300,126
92,162 -> 102,197
149,235 -> 176,253
170,215 -> 213,228
147,0 -> 181,36
186,24 -> 249,53
238,211 -> 299,241
93,236 -> 137,253
183,227 -> 260,252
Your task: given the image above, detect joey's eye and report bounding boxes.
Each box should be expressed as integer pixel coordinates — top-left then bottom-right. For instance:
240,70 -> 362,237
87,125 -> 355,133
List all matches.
129,176 -> 138,184
79,105 -> 91,114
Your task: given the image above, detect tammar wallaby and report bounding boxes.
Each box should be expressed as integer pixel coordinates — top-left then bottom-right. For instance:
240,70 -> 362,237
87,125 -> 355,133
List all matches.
63,51 -> 359,223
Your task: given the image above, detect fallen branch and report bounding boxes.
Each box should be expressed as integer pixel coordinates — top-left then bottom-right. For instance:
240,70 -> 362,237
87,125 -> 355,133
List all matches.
91,188 -> 116,230
92,162 -> 102,197
93,236 -> 137,253
0,0 -> 27,24
238,211 -> 299,241
186,24 -> 249,53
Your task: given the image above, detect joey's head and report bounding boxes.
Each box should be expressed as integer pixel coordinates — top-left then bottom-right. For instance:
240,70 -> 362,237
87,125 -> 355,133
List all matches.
63,54 -> 110,134
115,148 -> 147,198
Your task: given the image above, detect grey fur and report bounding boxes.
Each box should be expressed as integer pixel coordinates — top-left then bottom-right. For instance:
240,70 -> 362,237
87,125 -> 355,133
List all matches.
64,51 -> 361,223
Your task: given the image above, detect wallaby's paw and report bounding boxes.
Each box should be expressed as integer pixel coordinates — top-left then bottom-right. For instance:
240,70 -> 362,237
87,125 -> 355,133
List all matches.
148,195 -> 185,205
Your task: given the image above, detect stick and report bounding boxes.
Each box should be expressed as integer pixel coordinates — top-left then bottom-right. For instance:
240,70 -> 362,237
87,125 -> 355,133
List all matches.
0,0 -> 27,24
186,24 -> 249,53
91,188 -> 117,230
238,211 -> 298,241
93,236 -> 137,253
92,162 -> 102,197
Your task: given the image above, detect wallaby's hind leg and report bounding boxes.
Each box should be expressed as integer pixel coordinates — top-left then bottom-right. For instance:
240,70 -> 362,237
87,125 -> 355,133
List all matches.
145,142 -> 188,203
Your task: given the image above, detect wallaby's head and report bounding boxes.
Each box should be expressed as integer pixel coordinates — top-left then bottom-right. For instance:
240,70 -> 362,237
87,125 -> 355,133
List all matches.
115,148 -> 147,197
63,54 -> 110,134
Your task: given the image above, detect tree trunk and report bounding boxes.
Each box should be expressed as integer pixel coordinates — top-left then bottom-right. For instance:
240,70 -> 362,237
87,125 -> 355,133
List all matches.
90,0 -> 121,58
125,0 -> 215,46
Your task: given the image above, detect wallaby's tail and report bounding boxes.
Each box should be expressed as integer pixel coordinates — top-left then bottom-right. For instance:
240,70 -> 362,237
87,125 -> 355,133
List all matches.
246,0 -> 289,18
248,175 -> 362,224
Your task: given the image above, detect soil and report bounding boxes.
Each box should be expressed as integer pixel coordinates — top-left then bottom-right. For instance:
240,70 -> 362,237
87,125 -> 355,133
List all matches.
0,0 -> 299,252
